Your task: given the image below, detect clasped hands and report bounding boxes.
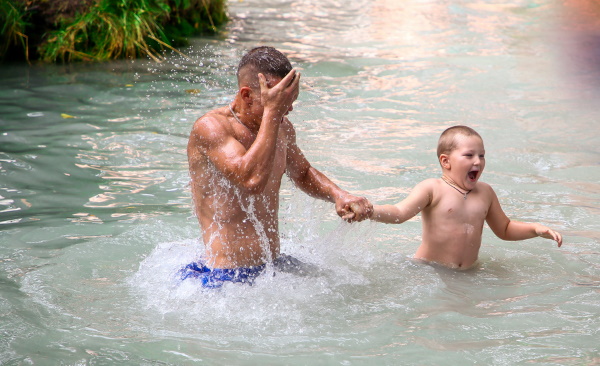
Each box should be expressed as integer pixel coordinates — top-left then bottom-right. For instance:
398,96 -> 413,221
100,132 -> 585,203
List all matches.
337,195 -> 373,223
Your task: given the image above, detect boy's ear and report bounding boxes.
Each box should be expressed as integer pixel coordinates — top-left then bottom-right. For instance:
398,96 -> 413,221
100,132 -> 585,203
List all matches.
439,154 -> 450,169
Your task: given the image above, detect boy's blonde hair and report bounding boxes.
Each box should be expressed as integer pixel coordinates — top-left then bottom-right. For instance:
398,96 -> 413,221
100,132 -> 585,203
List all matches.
437,125 -> 482,158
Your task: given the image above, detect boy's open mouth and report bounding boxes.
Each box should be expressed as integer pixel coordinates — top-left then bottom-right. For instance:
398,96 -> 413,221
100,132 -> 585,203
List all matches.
468,170 -> 478,181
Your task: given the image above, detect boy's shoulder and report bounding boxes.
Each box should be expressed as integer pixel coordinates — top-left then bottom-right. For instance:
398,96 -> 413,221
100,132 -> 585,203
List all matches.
473,181 -> 498,200
419,177 -> 442,186
413,178 -> 441,192
475,180 -> 493,191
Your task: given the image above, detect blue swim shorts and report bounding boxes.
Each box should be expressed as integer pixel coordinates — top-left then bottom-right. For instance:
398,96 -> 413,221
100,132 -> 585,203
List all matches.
178,254 -> 308,289
178,262 -> 266,289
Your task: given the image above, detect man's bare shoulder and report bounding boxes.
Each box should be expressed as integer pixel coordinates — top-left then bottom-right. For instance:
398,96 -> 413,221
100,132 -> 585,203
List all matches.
189,107 -> 232,143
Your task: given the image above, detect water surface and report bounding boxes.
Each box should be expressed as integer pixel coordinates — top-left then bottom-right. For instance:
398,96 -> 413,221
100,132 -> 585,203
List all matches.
1,0 -> 599,364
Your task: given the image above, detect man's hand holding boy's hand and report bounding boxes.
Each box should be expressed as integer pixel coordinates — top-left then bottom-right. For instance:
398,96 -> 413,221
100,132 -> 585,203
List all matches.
339,198 -> 373,222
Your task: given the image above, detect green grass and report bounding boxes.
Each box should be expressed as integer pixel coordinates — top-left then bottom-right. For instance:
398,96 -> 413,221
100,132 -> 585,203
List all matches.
0,0 -> 30,62
162,0 -> 228,46
0,0 -> 228,63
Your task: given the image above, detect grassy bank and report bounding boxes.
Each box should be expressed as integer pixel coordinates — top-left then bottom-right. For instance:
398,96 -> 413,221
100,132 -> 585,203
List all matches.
0,0 -> 227,63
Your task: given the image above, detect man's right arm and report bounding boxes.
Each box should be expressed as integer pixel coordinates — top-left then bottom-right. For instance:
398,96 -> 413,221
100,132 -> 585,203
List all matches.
188,70 -> 300,193
188,114 -> 276,193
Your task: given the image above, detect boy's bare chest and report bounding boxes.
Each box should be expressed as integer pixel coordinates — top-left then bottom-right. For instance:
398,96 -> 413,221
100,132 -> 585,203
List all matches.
435,194 -> 489,223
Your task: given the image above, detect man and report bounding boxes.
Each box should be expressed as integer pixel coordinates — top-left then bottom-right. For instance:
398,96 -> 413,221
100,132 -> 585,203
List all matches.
183,46 -> 371,288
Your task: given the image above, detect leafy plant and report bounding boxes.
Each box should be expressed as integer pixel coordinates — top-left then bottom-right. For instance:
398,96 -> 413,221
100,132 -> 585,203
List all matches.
0,0 -> 31,62
41,0 -> 171,61
0,0 -> 228,63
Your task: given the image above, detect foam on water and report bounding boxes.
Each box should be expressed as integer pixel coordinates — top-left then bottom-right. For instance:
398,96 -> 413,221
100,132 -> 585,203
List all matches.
115,193 -> 430,352
127,217 -> 382,338
9,200 -> 599,363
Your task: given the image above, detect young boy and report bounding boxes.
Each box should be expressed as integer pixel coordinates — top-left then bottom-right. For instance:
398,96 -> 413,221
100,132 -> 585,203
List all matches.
362,125 -> 562,269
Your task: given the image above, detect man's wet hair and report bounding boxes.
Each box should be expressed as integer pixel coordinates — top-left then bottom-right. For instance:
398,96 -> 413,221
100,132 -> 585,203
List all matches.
237,46 -> 293,83
437,125 -> 482,158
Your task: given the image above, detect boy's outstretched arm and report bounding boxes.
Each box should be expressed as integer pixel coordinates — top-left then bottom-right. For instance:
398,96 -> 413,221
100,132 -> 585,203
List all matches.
485,187 -> 563,246
370,179 -> 433,224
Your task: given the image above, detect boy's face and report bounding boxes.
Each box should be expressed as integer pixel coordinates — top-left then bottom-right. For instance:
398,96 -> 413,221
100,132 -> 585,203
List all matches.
442,135 -> 485,190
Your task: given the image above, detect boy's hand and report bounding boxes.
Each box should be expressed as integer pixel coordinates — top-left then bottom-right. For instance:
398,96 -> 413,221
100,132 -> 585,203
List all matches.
536,225 -> 563,247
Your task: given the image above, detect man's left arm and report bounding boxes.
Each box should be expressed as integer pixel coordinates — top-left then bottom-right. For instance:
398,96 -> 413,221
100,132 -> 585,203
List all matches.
284,121 -> 372,221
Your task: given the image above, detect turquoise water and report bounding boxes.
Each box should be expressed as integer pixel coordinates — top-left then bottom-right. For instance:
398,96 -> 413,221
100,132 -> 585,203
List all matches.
1,0 -> 599,364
